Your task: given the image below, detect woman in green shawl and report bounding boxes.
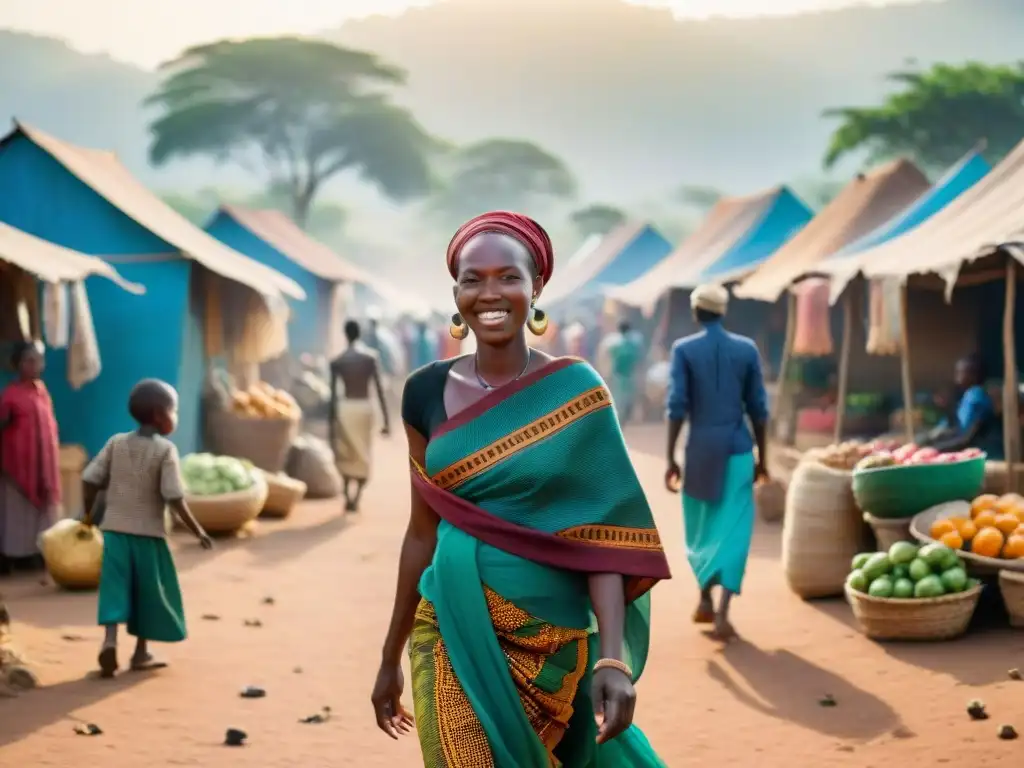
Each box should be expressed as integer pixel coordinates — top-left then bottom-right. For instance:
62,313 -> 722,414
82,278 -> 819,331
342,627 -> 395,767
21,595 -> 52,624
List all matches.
370,211 -> 670,767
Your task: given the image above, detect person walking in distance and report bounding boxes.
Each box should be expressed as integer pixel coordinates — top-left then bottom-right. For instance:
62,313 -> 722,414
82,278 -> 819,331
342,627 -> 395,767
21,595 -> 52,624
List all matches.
665,284 -> 769,641
329,320 -> 391,513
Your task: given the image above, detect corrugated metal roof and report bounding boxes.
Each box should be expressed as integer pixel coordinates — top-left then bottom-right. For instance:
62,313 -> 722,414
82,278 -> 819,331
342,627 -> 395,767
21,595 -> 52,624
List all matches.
734,159 -> 930,302
5,122 -> 305,301
846,139 -> 1024,293
608,186 -> 784,311
0,220 -> 144,293
218,205 -> 363,282
819,149 -> 991,302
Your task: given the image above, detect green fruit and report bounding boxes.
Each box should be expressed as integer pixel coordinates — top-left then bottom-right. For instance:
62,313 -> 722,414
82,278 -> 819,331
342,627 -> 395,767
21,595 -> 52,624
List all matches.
908,558 -> 932,582
868,576 -> 895,598
967,577 -> 982,590
941,567 -> 969,593
892,578 -> 915,598
888,541 -> 919,566
919,543 -> 955,570
851,552 -> 873,571
891,564 -> 909,580
862,552 -> 893,581
913,574 -> 946,598
846,569 -> 868,593
938,548 -> 962,572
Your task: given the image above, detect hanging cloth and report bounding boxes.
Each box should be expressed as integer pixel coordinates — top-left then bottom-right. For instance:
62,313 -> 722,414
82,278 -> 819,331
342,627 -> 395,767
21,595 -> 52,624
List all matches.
865,277 -> 903,356
43,281 -> 70,349
792,278 -> 834,357
67,280 -> 101,390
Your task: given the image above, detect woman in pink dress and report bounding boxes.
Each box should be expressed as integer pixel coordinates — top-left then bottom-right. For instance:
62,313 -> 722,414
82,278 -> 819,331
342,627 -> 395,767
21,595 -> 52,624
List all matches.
0,341 -> 61,574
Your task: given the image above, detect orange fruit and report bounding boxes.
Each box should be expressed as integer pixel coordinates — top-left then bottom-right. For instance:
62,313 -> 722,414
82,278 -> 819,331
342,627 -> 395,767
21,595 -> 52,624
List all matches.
973,510 -> 998,530
996,494 -> 1024,513
939,530 -> 964,550
972,527 -> 1005,558
972,494 -> 999,517
930,519 -> 957,539
995,513 -> 1021,536
954,518 -> 979,542
1003,534 -> 1024,559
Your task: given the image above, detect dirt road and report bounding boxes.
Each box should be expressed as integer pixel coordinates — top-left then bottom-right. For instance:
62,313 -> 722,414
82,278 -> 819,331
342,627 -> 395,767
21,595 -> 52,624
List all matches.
1,426 -> 1022,766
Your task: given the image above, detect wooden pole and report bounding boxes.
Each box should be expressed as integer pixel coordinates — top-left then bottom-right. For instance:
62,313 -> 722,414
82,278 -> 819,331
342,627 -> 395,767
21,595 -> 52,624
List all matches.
834,288 -> 853,443
771,291 -> 798,445
898,283 -> 915,444
1003,256 -> 1020,492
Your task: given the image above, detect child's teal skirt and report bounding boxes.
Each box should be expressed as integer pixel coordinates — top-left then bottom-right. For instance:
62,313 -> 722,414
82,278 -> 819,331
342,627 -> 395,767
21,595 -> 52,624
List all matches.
97,531 -> 187,642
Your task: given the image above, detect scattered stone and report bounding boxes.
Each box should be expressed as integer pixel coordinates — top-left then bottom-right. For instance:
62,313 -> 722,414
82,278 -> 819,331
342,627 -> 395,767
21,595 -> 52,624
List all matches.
244,619 -> 263,628
998,725 -> 1018,741
262,596 -> 275,605
293,666 -> 303,674
224,728 -> 247,747
201,614 -> 221,621
73,723 -> 103,736
5,665 -> 38,691
1009,668 -> 1022,681
818,694 -> 837,707
300,706 -> 331,724
967,700 -> 989,721
61,634 -> 86,642
240,686 -> 266,699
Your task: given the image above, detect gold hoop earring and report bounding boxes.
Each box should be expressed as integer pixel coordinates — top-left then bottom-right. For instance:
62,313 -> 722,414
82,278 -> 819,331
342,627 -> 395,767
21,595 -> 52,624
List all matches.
527,304 -> 548,336
449,312 -> 469,340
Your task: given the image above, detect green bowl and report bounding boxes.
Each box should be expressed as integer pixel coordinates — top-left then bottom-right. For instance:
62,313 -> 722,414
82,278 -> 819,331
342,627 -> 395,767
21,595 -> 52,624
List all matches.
852,456 -> 986,520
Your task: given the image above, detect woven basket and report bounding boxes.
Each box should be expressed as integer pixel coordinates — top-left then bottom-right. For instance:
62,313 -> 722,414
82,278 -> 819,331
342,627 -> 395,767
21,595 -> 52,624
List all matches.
782,458 -> 865,599
845,583 -> 982,641
998,570 -> 1024,628
185,472 -> 268,535
863,512 -> 913,551
259,471 -> 307,519
205,409 -> 299,473
755,479 -> 786,523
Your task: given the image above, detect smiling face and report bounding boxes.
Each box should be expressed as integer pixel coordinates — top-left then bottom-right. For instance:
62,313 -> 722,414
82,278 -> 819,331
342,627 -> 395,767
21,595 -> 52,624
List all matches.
453,232 -> 541,347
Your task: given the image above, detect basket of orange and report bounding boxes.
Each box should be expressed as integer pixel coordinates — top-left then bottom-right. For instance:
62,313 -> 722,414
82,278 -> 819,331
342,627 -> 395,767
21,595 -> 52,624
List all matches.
909,494 -> 1024,577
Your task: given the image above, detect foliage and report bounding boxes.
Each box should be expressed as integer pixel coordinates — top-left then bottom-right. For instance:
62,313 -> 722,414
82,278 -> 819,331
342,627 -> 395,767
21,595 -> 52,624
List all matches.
428,139 -> 577,225
570,203 -> 627,237
823,61 -> 1024,171
675,184 -> 723,213
146,37 -> 439,226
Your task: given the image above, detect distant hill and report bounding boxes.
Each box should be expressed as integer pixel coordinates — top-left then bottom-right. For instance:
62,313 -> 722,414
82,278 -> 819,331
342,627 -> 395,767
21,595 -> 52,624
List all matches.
1,0 -> 1023,203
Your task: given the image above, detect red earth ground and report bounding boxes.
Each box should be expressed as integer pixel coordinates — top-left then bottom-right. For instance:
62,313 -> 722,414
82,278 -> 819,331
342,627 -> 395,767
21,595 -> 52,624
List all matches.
1,424 -> 1022,766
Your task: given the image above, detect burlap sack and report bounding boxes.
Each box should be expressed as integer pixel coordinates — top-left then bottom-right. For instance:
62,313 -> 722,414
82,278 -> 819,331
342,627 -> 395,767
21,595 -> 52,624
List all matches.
782,457 -> 865,599
286,435 -> 342,499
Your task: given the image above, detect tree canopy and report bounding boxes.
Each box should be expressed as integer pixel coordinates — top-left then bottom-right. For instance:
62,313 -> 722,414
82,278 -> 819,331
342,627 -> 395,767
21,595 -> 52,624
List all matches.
570,203 -> 627,237
146,37 -> 439,226
823,61 -> 1024,172
428,139 -> 577,224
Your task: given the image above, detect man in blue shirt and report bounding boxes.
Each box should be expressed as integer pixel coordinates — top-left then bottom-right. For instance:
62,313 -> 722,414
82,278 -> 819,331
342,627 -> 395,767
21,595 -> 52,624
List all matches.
926,354 -> 1002,458
665,284 -> 769,641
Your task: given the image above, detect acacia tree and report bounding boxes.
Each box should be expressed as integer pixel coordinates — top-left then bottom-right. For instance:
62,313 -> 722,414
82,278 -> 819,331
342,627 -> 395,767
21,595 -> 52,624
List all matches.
429,139 -> 577,224
823,61 -> 1024,172
570,203 -> 627,237
146,38 -> 439,226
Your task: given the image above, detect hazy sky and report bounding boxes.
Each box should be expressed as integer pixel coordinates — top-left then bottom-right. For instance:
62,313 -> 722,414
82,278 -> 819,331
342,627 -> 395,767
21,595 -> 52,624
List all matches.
0,0 -> 920,68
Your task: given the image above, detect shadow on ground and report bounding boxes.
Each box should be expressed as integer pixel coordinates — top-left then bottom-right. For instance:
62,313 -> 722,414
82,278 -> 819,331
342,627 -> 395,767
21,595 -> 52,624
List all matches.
707,640 -> 903,741
0,670 -> 147,748
808,584 -> 1019,686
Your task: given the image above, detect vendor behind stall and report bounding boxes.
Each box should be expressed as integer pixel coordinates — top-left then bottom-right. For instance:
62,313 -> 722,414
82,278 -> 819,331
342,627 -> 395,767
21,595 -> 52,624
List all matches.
924,355 -> 1003,459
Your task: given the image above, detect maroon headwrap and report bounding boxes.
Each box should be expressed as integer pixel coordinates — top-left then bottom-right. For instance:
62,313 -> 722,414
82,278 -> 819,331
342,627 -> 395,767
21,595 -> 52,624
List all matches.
446,211 -> 554,285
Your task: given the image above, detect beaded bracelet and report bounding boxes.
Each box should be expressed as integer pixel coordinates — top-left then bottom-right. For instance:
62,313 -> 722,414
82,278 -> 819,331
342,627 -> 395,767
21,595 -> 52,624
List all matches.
593,658 -> 633,678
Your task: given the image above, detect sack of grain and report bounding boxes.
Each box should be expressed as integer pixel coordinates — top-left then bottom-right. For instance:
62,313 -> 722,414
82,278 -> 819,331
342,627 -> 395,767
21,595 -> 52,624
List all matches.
286,435 -> 342,499
782,457 -> 866,599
